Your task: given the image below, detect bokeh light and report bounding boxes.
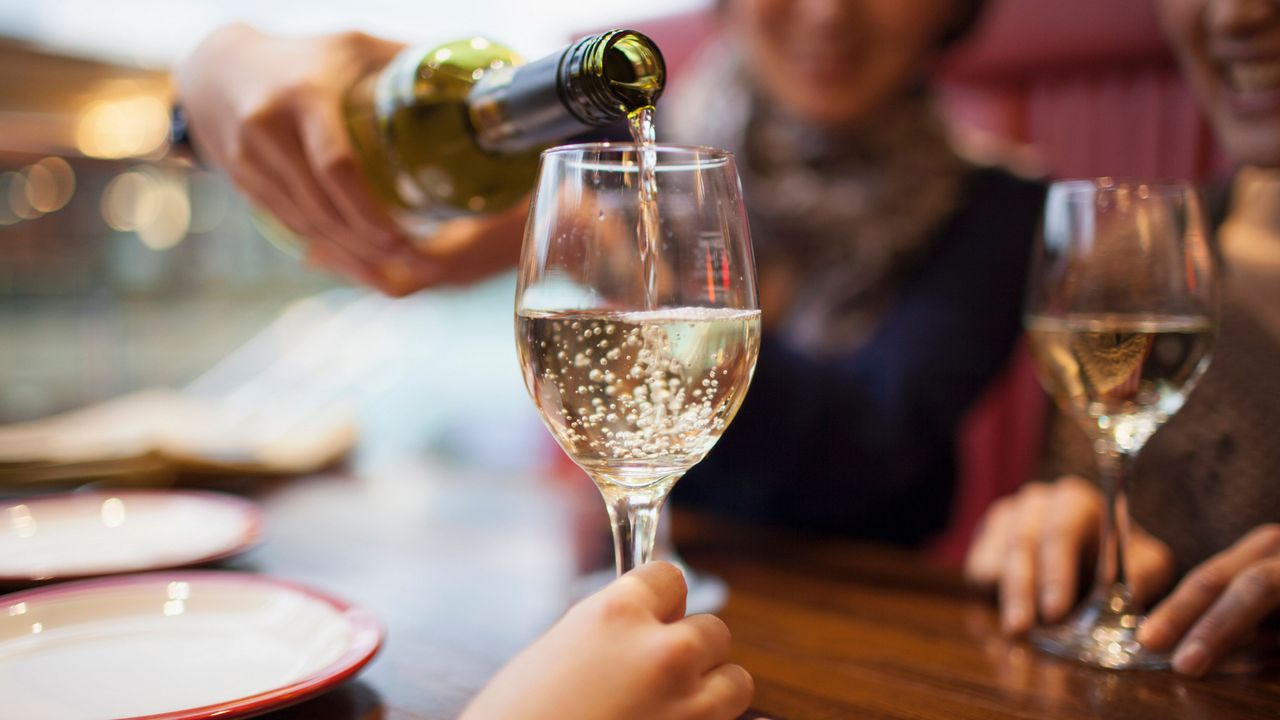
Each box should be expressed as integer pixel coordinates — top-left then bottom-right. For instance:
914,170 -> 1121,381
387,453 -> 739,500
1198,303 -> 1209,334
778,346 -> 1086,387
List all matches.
101,170 -> 156,231
77,95 -> 169,159
6,171 -> 42,220
24,157 -> 76,213
101,168 -> 191,249
137,179 -> 190,250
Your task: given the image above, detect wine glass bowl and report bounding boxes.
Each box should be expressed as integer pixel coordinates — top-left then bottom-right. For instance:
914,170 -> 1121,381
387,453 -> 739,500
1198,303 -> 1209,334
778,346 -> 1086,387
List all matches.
516,143 -> 760,576
1025,179 -> 1217,669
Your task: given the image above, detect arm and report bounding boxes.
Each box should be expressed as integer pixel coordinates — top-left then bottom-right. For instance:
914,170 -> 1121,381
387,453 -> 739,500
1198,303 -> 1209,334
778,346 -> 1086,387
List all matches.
461,562 -> 753,720
174,24 -> 526,295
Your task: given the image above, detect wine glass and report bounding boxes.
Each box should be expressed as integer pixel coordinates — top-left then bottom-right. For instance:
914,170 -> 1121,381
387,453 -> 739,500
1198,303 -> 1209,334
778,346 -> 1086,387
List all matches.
1025,179 -> 1217,669
516,143 -> 760,577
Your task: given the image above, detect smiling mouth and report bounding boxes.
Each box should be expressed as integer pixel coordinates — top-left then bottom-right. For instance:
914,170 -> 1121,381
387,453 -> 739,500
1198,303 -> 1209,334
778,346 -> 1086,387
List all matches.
1224,59 -> 1280,93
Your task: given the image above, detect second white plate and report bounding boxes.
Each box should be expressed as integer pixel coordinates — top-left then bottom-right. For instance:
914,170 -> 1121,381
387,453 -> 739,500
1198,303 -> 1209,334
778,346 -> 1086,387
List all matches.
0,490 -> 263,583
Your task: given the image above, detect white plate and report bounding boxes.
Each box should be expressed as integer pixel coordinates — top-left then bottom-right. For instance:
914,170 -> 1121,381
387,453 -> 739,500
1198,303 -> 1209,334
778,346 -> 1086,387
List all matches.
0,491 -> 263,583
0,571 -> 383,719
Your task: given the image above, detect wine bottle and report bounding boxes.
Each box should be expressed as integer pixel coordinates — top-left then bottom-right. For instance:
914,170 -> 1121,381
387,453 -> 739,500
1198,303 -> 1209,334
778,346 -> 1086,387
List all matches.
343,30 -> 665,233
171,30 -> 665,236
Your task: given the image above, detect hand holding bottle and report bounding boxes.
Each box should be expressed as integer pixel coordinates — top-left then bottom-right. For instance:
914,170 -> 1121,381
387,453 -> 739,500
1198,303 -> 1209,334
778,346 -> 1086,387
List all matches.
461,562 -> 754,720
175,24 -> 440,295
176,24 -> 664,297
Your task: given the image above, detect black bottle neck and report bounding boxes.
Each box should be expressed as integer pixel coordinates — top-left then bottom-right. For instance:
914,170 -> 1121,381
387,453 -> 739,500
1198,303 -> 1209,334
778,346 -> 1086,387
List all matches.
468,30 -> 665,154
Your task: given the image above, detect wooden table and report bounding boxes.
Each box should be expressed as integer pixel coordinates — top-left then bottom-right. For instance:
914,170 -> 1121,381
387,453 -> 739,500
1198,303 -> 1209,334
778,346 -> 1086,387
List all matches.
217,460 -> 1280,720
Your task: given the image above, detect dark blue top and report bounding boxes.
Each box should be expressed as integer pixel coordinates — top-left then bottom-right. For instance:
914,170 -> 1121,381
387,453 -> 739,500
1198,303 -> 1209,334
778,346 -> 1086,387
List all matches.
672,166 -> 1046,545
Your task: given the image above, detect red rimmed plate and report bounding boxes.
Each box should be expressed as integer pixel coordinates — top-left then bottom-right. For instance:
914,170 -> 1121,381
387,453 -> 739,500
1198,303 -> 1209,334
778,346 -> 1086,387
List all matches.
0,490 -> 263,583
0,571 -> 383,719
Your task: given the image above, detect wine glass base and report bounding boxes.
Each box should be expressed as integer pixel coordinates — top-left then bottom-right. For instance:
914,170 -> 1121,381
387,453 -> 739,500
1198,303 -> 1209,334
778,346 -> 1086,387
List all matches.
1030,590 -> 1169,670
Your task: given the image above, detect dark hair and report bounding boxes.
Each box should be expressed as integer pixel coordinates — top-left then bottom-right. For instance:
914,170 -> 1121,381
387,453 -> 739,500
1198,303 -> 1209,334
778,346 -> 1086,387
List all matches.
940,0 -> 989,47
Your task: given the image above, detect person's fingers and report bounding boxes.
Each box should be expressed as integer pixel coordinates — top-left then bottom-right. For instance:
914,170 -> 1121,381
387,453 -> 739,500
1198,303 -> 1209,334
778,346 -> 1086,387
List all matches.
678,614 -> 733,672
406,202 -> 528,285
617,561 -> 688,623
292,103 -> 468,295
233,125 -> 363,260
305,242 -> 391,290
228,166 -> 317,242
1129,524 -> 1176,608
999,539 -> 1036,634
1139,524 -> 1280,652
688,664 -> 754,720
376,257 -> 443,296
999,483 -> 1049,635
1169,556 -> 1280,677
965,497 -> 1013,589
240,115 -> 370,261
241,139 -> 418,293
1036,476 -> 1101,621
297,101 -> 404,249
232,160 -> 392,290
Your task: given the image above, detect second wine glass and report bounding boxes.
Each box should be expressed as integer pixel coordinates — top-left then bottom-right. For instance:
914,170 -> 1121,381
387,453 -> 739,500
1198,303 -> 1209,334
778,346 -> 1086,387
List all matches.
1025,179 -> 1217,669
516,143 -> 760,576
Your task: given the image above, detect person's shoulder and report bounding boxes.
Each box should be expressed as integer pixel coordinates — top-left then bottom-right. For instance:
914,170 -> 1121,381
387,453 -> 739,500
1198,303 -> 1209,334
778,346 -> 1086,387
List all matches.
960,163 -> 1047,212
940,163 -> 1045,254
946,129 -> 1048,208
917,163 -> 1044,286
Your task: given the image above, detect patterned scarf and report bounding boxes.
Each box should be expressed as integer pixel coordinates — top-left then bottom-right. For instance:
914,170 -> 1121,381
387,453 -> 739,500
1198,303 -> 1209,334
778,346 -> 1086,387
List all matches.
664,39 -> 969,356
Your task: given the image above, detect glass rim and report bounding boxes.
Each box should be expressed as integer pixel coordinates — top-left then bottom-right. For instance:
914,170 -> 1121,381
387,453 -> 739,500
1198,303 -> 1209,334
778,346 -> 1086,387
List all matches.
1050,177 -> 1199,199
541,141 -> 736,167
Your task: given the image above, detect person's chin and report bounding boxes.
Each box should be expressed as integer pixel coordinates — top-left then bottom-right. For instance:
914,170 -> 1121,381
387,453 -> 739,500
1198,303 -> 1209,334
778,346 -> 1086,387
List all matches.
1198,77 -> 1280,167
787,101 -> 872,129
1226,85 -> 1280,117
1225,130 -> 1280,170
771,85 -> 877,128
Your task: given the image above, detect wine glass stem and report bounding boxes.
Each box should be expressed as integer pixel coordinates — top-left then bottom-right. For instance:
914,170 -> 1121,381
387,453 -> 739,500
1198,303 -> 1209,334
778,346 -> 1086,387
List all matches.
1094,446 -> 1136,597
599,481 -> 673,576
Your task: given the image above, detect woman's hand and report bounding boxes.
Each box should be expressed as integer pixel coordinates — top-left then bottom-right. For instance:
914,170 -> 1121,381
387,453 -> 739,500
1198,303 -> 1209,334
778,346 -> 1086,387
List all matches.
1138,524 -> 1280,677
175,24 -> 440,294
461,562 -> 754,720
964,476 -> 1175,635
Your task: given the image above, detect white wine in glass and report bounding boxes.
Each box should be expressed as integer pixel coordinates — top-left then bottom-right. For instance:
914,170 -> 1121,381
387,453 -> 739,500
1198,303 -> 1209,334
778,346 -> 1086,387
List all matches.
518,308 -> 759,482
516,143 -> 760,575
1026,314 -> 1214,454
1025,179 -> 1217,669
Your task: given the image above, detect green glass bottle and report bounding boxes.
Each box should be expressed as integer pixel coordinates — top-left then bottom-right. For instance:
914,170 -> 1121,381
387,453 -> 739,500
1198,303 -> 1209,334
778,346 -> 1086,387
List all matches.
343,30 -> 665,234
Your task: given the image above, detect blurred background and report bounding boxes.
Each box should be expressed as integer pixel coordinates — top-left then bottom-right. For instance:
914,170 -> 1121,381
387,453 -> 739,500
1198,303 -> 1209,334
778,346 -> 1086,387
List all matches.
0,0 -> 1228,497
0,0 -> 702,431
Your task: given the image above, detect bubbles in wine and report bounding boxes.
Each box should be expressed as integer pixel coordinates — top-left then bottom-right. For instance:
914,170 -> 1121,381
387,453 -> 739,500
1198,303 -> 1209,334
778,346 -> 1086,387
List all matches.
518,307 -> 760,486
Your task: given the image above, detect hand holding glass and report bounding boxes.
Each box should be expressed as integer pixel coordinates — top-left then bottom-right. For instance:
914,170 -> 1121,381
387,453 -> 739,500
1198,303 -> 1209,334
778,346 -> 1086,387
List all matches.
1025,179 -> 1217,669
